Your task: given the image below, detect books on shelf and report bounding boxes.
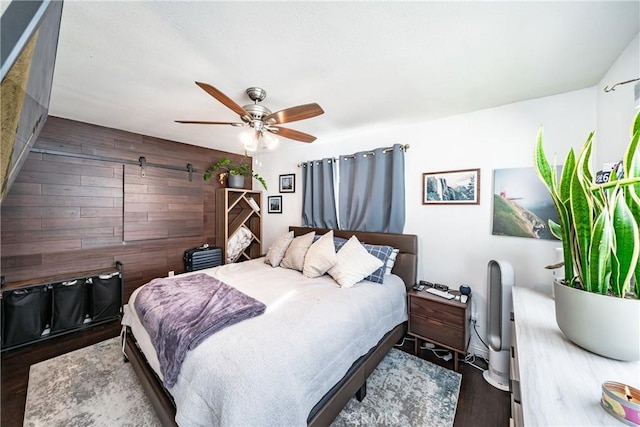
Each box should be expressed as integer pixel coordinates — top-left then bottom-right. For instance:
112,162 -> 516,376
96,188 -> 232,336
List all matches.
246,196 -> 260,212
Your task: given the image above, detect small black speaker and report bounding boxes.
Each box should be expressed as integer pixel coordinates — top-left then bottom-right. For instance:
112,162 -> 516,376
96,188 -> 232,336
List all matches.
459,285 -> 472,295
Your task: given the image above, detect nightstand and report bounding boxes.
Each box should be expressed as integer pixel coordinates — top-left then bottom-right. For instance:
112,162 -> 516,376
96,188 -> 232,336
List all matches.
407,290 -> 470,371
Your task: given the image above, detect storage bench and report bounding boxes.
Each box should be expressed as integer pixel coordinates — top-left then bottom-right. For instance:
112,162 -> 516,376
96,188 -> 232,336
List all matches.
0,262 -> 124,351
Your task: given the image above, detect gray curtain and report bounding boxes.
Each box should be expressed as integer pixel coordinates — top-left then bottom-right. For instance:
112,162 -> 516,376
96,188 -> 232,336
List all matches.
338,144 -> 405,233
301,158 -> 338,228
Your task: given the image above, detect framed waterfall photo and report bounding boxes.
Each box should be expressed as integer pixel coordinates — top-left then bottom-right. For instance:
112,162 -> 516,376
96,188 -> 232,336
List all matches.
422,168 -> 480,205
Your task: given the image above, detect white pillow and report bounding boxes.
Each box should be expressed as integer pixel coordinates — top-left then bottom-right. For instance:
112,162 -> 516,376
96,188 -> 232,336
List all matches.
303,231 -> 338,278
385,249 -> 400,275
264,231 -> 295,267
280,231 -> 316,272
227,225 -> 253,263
328,236 -> 384,288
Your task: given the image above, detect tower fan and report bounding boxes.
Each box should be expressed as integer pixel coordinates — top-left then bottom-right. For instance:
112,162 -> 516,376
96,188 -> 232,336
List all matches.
483,260 -> 514,391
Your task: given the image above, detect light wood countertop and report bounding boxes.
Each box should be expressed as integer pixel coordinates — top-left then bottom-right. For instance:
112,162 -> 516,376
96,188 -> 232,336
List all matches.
512,286 -> 640,426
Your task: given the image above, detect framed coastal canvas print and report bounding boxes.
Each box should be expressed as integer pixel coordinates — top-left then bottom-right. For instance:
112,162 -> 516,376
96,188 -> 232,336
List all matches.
492,166 -> 560,240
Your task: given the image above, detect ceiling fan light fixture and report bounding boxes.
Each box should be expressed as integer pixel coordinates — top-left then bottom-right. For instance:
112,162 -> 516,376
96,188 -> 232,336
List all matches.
177,82 -> 323,144
262,132 -> 279,150
239,127 -> 258,152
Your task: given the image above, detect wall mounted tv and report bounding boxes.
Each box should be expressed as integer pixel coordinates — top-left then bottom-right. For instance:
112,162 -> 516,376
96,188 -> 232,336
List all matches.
1,0 -> 63,202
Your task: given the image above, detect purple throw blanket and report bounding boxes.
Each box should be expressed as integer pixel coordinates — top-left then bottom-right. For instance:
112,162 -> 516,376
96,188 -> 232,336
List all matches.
134,273 -> 266,387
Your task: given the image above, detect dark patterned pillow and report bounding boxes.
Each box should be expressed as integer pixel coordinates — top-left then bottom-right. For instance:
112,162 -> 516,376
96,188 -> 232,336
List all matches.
313,234 -> 348,252
361,243 -> 395,284
332,237 -> 348,252
312,235 -> 393,283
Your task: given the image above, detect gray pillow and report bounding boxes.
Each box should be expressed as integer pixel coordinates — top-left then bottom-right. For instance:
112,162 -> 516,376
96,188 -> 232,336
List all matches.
280,231 -> 316,271
303,230 -> 337,278
264,231 -> 295,267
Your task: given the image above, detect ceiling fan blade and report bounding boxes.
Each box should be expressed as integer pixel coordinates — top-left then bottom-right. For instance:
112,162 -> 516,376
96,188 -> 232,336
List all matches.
264,103 -> 324,125
175,120 -> 244,127
194,81 -> 249,117
270,126 -> 317,143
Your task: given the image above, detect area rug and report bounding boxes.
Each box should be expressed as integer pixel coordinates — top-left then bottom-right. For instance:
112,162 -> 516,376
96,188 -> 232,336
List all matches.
24,338 -> 461,427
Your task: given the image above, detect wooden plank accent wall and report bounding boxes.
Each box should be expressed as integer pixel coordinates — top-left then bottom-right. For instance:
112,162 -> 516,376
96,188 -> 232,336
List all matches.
124,165 -> 204,241
0,116 -> 248,301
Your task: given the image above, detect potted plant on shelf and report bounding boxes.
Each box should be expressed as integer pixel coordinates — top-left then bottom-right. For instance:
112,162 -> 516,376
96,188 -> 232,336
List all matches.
534,111 -> 640,361
204,157 -> 267,190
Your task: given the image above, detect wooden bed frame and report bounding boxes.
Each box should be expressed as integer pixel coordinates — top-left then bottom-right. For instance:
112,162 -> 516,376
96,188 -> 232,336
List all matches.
123,227 -> 418,426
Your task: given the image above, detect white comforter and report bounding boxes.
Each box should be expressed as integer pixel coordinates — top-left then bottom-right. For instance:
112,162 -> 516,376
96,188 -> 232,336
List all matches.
122,258 -> 407,427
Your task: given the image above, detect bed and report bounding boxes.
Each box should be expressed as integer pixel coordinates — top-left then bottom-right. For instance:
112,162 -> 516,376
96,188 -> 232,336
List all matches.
122,226 -> 417,426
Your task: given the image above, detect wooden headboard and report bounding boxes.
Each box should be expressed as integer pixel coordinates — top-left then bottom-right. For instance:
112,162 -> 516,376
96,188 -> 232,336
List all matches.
289,227 -> 418,290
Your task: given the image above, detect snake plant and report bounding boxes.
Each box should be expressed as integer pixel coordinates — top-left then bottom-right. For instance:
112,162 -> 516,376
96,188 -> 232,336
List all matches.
534,111 -> 640,298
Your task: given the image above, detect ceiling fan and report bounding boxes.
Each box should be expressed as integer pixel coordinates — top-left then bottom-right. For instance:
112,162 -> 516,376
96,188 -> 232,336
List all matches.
176,82 -> 324,149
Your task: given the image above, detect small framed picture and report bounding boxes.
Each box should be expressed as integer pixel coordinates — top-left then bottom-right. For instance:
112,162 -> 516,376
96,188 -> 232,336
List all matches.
279,174 -> 295,193
268,196 -> 282,214
422,168 -> 480,205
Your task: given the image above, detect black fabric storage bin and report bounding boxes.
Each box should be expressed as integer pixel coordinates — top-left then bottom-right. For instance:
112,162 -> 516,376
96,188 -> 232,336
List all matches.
90,273 -> 121,321
51,279 -> 88,333
1,285 -> 51,348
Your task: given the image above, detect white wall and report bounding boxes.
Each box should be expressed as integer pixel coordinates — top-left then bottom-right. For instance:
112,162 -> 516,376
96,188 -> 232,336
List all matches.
255,88 -> 596,358
596,32 -> 640,166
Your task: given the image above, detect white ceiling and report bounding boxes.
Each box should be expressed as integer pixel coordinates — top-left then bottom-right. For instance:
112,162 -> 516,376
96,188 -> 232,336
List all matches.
48,1 -> 639,154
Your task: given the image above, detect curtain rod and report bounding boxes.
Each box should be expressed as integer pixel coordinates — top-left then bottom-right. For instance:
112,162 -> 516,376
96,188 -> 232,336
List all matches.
297,144 -> 409,168
604,77 -> 640,92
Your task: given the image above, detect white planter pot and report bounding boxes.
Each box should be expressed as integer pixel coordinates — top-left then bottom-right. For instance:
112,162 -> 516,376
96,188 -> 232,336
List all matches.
554,281 -> 640,361
227,174 -> 245,189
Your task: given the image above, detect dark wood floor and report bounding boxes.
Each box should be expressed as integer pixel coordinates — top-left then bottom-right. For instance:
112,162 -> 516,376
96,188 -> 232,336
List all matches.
1,327 -> 510,427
